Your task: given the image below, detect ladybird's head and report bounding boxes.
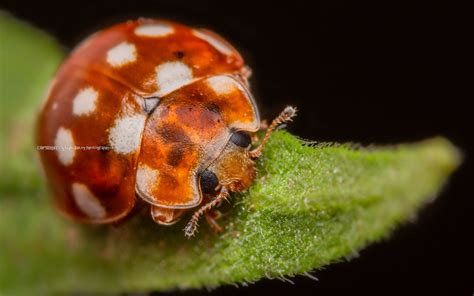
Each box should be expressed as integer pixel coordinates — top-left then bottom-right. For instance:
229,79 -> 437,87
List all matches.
199,130 -> 256,194
198,106 -> 297,195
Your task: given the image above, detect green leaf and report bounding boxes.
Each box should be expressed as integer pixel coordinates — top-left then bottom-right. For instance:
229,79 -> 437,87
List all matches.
0,13 -> 461,295
0,12 -> 63,197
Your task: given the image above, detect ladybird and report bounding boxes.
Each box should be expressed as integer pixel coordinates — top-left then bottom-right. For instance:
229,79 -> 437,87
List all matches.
37,19 -> 296,237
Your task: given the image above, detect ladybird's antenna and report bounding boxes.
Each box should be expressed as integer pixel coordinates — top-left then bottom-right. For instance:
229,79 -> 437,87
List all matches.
184,187 -> 230,238
249,106 -> 297,159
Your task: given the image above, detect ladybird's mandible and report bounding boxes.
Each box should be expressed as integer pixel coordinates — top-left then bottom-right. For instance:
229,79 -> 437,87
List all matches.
37,19 -> 296,237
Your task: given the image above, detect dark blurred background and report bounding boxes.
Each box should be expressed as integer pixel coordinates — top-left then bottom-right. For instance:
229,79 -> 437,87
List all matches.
0,0 -> 471,295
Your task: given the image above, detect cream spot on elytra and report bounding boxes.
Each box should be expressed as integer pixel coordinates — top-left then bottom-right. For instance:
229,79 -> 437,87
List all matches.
136,164 -> 160,198
54,127 -> 75,166
143,97 -> 160,114
192,29 -> 234,55
72,183 -> 106,219
155,61 -> 193,97
206,75 -> 237,95
72,87 -> 98,116
106,42 -> 137,67
134,24 -> 174,37
108,114 -> 146,154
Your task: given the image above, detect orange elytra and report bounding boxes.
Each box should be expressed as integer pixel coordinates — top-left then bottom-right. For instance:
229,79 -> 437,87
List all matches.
37,19 -> 296,237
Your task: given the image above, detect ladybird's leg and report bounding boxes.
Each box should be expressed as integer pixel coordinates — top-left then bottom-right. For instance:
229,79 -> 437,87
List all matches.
151,206 -> 185,225
204,210 -> 224,233
184,187 -> 229,237
249,106 -> 298,159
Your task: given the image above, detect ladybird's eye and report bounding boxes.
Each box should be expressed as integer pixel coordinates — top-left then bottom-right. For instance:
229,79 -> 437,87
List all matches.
230,131 -> 251,148
200,169 -> 219,193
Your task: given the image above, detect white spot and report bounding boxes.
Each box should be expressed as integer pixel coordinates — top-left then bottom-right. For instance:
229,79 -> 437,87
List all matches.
106,42 -> 137,67
143,97 -> 160,114
206,76 -> 237,95
54,127 -> 75,166
52,102 -> 58,110
72,183 -> 106,219
72,87 -> 98,116
192,29 -> 234,55
156,61 -> 193,96
132,94 -> 159,114
134,24 -> 174,37
136,164 -> 160,197
108,114 -> 146,154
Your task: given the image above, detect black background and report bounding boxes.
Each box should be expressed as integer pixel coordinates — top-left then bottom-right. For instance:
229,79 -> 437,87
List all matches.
1,1 -> 472,295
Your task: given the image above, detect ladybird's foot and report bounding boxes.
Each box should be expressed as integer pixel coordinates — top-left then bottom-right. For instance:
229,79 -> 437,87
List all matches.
205,210 -> 224,233
184,222 -> 198,238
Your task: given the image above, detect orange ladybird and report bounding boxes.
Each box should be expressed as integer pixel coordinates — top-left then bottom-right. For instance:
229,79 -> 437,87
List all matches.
37,19 -> 296,237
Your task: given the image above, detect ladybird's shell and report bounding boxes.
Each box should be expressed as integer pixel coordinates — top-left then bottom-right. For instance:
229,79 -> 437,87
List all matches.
37,19 -> 259,223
